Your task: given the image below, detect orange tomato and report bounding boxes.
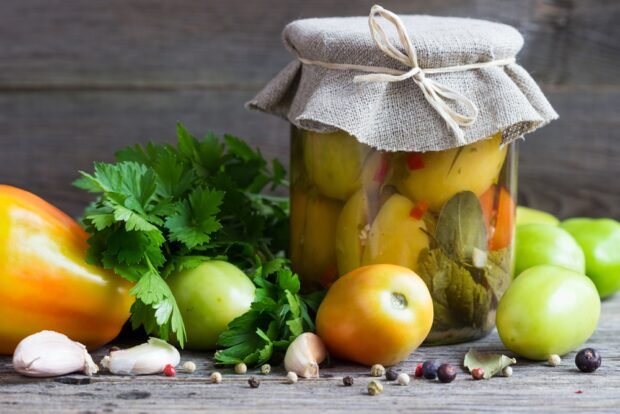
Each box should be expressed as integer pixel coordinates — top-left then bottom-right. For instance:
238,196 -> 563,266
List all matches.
480,185 -> 515,251
315,264 -> 433,366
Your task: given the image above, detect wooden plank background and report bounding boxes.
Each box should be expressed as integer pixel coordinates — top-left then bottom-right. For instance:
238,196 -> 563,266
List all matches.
0,0 -> 618,219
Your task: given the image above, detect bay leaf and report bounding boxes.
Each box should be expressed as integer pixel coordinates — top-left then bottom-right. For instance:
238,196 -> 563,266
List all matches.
435,191 -> 487,263
463,348 -> 516,379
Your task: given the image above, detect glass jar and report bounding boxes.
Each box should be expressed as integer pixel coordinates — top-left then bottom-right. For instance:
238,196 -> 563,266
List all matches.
290,126 -> 516,345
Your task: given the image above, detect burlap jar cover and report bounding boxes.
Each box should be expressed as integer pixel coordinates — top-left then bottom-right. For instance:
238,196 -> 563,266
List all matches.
248,5 -> 558,152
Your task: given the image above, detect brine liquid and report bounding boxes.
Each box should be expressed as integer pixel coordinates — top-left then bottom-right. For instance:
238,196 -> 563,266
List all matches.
290,127 -> 516,345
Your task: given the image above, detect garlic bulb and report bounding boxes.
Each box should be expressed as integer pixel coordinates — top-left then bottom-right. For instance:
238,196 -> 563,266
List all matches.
284,333 -> 327,378
100,337 -> 180,375
12,330 -> 98,377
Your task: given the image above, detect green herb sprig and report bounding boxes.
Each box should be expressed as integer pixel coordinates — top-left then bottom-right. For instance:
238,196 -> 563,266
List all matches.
75,124 -> 290,347
215,258 -> 324,366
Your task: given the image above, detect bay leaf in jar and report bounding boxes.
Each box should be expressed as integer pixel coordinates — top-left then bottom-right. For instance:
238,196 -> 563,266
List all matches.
435,191 -> 488,264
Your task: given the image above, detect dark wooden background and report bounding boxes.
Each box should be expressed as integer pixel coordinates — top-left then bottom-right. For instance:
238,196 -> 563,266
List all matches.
1,0 -> 618,219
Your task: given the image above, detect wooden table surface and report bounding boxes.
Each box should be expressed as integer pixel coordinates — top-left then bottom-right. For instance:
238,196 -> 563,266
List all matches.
1,295 -> 618,413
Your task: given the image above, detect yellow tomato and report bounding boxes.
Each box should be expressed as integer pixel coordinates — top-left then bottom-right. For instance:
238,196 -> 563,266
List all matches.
395,133 -> 507,211
316,264 -> 433,366
362,194 -> 429,272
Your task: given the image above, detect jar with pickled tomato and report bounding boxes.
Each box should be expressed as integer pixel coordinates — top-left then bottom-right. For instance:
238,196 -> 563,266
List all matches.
248,8 -> 557,344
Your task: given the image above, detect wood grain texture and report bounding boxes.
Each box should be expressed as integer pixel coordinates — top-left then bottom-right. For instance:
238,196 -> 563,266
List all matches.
1,294 -> 619,413
0,0 -> 618,221
0,0 -> 618,88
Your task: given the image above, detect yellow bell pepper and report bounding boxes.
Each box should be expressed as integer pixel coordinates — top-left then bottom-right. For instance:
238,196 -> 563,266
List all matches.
0,185 -> 133,354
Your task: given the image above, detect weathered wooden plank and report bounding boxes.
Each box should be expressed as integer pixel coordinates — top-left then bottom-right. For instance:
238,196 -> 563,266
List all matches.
0,89 -> 618,219
1,293 -> 618,413
0,0 -> 617,89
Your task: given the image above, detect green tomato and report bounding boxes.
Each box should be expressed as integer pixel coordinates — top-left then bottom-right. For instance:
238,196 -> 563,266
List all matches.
167,261 -> 255,350
496,265 -> 600,360
303,130 -> 371,200
516,206 -> 559,227
515,223 -> 585,276
561,218 -> 620,298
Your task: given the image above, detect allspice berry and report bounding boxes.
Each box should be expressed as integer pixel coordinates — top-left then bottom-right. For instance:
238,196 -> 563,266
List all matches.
343,376 -> 354,386
367,380 -> 383,396
370,364 -> 385,377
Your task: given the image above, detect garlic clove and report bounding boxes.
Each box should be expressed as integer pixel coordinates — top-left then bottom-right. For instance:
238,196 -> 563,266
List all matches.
12,330 -> 98,377
101,337 -> 180,375
284,332 -> 327,378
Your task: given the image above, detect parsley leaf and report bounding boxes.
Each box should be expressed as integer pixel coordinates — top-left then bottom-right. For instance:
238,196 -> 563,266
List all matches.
75,124 -> 291,348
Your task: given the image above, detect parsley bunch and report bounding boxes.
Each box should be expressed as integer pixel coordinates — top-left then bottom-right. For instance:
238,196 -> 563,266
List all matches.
75,124 -> 289,346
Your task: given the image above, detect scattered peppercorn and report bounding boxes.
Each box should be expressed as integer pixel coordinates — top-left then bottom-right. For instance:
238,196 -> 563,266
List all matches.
235,362 -> 248,374
385,368 -> 398,381
163,364 -> 176,377
248,377 -> 260,388
575,348 -> 602,373
210,372 -> 223,384
367,380 -> 383,396
182,361 -> 197,374
547,354 -> 562,366
502,366 -> 513,377
397,373 -> 410,386
422,360 -> 440,380
286,372 -> 298,384
437,363 -> 456,383
414,363 -> 423,378
343,376 -> 354,386
471,368 -> 484,380
370,364 -> 386,377
260,364 -> 271,375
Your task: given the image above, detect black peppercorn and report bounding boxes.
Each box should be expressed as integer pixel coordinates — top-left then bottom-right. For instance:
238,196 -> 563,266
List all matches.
248,377 -> 260,388
575,348 -> 602,373
437,364 -> 457,383
343,376 -> 354,386
385,368 -> 398,381
422,360 -> 440,380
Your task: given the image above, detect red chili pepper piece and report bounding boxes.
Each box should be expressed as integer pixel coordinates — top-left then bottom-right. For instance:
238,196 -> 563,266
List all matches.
407,153 -> 425,170
409,201 -> 429,220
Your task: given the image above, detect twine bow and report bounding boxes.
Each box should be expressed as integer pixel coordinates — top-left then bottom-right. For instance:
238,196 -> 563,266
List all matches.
296,4 -> 516,144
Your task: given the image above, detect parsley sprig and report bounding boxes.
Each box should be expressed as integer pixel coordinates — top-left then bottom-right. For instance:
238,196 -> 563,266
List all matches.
215,258 -> 324,366
75,124 -> 289,347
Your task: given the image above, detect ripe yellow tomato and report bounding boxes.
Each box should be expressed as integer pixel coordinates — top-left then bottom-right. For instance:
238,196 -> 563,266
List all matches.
316,264 -> 433,366
395,133 -> 507,211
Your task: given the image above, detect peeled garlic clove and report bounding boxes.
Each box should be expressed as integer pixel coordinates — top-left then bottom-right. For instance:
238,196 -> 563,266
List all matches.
12,330 -> 98,377
284,332 -> 327,378
101,337 -> 180,375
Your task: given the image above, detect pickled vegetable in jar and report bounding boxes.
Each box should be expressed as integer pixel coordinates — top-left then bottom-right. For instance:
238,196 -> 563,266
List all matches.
291,127 -> 516,343
249,7 -> 557,345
